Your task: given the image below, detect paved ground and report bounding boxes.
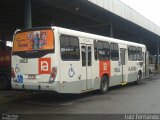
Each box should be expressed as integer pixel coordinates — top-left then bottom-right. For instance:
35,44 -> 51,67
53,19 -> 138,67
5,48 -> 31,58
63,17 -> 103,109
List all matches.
0,73 -> 160,119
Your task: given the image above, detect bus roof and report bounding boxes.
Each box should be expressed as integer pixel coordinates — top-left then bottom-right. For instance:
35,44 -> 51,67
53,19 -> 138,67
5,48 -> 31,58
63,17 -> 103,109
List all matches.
53,26 -> 146,48
15,26 -> 146,48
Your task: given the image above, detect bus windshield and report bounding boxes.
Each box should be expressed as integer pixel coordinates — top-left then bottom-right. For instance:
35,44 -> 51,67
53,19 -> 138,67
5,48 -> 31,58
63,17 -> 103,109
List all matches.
13,29 -> 54,53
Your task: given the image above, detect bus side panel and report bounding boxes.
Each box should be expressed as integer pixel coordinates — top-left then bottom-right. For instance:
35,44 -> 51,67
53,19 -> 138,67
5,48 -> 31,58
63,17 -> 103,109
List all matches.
128,61 -> 137,82
58,35 -> 82,93
92,59 -> 100,90
109,61 -> 122,87
59,61 -> 82,93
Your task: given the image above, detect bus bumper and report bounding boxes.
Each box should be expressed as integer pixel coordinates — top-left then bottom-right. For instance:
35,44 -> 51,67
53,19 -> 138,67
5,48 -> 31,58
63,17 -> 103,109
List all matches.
11,81 -> 61,92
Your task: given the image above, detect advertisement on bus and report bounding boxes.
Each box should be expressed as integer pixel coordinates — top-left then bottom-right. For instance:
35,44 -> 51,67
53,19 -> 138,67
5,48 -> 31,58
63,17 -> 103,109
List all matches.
13,30 -> 54,52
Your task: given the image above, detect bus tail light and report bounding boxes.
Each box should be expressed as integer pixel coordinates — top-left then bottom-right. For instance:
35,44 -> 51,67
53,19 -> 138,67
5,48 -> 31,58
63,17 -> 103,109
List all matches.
11,68 -> 16,82
49,67 -> 57,83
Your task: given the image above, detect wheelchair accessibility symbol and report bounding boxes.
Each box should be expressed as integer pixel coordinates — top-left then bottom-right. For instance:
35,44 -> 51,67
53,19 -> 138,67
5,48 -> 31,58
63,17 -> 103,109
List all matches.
68,64 -> 75,77
17,75 -> 23,83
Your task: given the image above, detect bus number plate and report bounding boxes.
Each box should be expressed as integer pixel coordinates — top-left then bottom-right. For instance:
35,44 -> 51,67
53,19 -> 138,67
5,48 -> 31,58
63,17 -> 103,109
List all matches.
28,75 -> 36,80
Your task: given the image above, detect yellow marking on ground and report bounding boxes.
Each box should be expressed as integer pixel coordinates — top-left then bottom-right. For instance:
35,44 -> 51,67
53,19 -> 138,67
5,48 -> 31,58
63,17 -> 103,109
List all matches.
120,82 -> 128,85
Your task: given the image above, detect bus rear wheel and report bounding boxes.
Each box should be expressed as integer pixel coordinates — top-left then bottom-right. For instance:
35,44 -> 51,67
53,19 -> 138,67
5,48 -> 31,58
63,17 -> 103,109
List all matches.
100,76 -> 109,94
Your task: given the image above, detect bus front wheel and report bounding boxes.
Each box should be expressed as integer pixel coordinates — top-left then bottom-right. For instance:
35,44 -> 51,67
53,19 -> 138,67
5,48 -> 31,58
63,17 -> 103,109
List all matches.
100,76 -> 109,94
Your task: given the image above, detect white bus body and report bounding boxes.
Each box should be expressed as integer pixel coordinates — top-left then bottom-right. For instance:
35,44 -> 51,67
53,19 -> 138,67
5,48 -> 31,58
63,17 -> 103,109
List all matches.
12,26 -> 147,93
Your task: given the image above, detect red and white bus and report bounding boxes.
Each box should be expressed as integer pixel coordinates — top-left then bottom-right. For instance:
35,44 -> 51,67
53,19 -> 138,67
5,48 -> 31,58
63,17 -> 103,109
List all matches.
11,26 -> 148,93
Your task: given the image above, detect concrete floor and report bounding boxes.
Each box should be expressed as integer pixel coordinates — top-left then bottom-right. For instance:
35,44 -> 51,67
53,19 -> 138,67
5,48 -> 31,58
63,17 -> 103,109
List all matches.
0,73 -> 160,119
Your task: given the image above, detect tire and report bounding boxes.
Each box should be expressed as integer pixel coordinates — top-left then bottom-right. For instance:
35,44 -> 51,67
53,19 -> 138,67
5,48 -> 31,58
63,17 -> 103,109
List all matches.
0,75 -> 9,90
99,76 -> 109,94
135,71 -> 142,84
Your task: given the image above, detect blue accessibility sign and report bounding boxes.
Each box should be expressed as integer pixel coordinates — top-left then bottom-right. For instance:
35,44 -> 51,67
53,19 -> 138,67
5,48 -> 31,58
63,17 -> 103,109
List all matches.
17,75 -> 23,83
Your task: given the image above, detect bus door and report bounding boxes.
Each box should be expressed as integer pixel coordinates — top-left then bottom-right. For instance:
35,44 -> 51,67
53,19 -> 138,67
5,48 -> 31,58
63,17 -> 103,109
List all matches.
120,49 -> 127,84
81,44 -> 92,90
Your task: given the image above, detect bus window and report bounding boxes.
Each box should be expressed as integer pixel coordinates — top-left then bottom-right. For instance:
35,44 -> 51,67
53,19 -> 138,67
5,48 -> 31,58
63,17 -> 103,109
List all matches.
103,42 -> 110,60
110,43 -> 119,61
137,47 -> 142,61
133,47 -> 137,60
94,40 -> 98,60
97,41 -> 110,60
81,46 -> 86,66
128,46 -> 137,61
128,46 -> 132,60
88,46 -> 92,66
60,35 -> 80,61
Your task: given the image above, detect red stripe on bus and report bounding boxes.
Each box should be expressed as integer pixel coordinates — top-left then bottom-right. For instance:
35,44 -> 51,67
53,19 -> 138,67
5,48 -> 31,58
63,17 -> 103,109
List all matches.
99,60 -> 111,78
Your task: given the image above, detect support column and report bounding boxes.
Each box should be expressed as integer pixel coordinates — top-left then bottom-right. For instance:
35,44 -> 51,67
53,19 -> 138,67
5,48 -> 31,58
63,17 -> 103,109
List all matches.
157,40 -> 159,65
110,24 -> 113,38
25,0 -> 32,29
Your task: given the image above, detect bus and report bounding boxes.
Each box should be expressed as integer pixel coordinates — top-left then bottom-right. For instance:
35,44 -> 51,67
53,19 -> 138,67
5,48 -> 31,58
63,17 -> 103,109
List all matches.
11,26 -> 148,94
